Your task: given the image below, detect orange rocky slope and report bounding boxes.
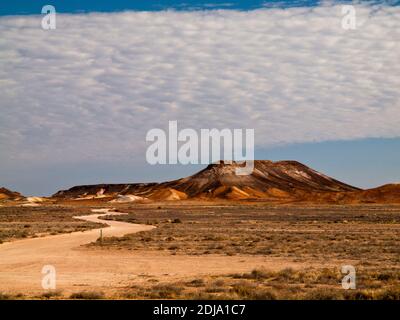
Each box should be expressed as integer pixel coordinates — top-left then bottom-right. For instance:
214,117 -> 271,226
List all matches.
0,187 -> 24,201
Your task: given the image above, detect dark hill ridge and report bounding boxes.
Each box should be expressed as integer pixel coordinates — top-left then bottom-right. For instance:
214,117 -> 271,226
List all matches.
0,187 -> 24,200
53,160 -> 361,201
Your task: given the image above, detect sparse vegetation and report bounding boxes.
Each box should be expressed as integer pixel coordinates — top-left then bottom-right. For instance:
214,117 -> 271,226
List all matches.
40,290 -> 63,299
94,204 -> 400,267
88,203 -> 400,300
0,292 -> 24,300
118,267 -> 400,300
69,291 -> 105,300
0,292 -> 12,300
1,203 -> 399,300
0,206 -> 106,242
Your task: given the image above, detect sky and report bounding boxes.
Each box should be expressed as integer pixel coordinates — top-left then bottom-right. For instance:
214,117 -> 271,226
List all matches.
0,1 -> 362,15
0,1 -> 399,196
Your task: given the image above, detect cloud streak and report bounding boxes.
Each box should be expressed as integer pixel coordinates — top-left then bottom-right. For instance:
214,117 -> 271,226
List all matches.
0,5 -> 399,167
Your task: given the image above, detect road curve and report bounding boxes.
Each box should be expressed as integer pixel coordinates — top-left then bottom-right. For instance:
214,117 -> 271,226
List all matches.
0,208 -> 155,294
0,208 -> 155,259
0,208 -> 342,296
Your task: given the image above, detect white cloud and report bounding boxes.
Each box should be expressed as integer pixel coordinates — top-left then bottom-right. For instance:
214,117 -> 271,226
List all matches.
0,5 -> 399,166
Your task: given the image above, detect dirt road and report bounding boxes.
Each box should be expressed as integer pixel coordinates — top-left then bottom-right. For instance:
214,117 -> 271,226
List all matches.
0,208 -> 345,297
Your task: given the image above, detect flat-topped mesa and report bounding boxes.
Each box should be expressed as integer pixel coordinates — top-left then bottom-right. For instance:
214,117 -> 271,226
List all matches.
159,160 -> 358,198
52,160 -> 359,201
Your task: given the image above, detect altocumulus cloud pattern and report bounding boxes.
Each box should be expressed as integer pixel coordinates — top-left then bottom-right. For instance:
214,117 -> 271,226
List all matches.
0,4 -> 399,166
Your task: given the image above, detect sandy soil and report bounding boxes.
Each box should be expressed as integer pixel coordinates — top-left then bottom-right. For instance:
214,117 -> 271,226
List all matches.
0,208 -> 352,296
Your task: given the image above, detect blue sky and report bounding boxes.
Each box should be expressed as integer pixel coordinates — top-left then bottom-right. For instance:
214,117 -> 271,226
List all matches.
0,1 -> 399,195
0,1 -> 349,15
2,138 -> 400,196
1,1 -> 398,15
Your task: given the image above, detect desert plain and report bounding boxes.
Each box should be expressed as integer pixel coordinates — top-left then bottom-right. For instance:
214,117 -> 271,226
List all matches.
0,200 -> 399,300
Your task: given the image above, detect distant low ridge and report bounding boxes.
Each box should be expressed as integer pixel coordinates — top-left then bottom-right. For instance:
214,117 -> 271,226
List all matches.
0,187 -> 24,201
